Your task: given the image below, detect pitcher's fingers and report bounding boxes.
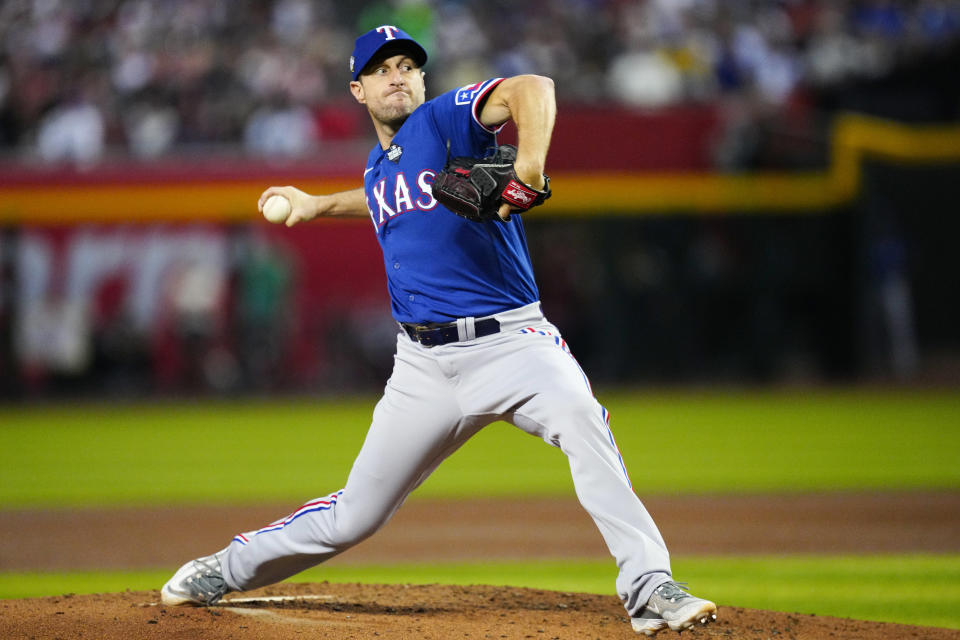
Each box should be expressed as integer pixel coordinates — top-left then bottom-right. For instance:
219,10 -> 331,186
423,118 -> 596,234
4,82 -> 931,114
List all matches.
258,187 -> 284,211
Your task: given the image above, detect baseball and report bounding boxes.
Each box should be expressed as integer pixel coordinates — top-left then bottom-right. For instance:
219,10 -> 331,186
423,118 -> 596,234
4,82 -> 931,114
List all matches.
262,194 -> 292,224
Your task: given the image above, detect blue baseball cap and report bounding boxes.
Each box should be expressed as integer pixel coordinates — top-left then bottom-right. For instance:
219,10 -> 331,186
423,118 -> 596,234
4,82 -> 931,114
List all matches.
350,25 -> 428,81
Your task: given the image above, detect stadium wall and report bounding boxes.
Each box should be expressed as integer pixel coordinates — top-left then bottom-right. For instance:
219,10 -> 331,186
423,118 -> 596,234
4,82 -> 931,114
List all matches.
0,114 -> 958,395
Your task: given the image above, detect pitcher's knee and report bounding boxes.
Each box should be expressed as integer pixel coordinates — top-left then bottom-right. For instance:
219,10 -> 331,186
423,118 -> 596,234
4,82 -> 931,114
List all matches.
330,510 -> 386,548
559,394 -> 603,424
536,395 -> 605,439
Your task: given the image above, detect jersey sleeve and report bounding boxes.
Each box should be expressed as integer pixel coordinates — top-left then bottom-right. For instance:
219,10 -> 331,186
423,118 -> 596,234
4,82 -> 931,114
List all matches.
427,78 -> 506,158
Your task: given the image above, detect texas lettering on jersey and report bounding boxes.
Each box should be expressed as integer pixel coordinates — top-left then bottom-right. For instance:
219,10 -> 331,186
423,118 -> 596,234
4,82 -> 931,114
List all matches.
366,169 -> 438,228
364,78 -> 505,231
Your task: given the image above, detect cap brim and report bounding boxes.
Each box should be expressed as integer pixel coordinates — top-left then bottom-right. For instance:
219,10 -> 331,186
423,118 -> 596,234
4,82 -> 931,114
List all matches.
357,40 -> 427,78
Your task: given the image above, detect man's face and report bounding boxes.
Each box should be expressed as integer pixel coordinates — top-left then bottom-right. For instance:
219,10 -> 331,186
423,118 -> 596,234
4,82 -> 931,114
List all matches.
350,53 -> 426,130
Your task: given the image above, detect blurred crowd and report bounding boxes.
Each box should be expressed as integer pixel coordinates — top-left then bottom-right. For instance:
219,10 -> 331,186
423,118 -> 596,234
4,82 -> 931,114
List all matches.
1,0 -> 958,166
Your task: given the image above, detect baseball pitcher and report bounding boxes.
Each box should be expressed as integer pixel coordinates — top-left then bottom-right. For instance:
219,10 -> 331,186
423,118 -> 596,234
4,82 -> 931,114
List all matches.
161,25 -> 717,636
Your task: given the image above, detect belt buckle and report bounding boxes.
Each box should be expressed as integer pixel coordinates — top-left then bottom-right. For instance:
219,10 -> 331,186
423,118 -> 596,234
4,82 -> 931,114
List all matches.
410,324 -> 436,346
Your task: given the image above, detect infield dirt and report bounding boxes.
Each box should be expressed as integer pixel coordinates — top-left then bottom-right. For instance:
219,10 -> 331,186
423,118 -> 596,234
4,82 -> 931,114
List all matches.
2,491 -> 959,639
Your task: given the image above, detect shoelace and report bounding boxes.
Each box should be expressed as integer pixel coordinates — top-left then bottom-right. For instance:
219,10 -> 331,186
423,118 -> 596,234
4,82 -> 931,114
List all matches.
655,581 -> 692,601
188,556 -> 227,601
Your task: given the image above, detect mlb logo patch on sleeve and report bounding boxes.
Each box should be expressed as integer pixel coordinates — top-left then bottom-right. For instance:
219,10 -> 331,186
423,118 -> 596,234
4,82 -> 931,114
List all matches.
455,82 -> 483,105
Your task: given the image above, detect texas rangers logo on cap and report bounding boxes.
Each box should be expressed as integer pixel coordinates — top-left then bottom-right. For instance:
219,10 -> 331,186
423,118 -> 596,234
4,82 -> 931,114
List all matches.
350,25 -> 428,81
377,25 -> 400,40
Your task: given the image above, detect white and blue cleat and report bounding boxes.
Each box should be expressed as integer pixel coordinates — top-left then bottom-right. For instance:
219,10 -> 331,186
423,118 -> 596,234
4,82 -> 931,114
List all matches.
631,581 -> 718,636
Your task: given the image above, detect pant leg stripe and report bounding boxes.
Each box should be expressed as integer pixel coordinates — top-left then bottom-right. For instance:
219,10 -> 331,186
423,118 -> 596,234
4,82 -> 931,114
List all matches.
253,491 -> 344,536
602,407 -> 632,488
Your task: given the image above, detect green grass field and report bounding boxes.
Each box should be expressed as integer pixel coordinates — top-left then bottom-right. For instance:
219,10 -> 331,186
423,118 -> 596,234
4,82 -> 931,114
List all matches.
1,389 -> 957,507
1,388 -> 958,628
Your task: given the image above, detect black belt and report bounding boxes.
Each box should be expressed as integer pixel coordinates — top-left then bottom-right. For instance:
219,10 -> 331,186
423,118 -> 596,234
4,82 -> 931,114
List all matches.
400,317 -> 501,347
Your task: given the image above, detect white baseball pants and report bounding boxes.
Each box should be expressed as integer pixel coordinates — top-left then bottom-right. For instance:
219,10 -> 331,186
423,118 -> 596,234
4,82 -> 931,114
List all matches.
220,301 -> 672,616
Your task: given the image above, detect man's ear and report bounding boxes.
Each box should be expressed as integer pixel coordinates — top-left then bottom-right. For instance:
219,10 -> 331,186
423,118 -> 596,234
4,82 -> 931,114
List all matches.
349,80 -> 366,104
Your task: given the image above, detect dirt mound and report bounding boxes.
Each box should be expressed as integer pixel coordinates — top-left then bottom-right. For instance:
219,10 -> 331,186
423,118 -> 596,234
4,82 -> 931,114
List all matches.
2,583 -> 957,640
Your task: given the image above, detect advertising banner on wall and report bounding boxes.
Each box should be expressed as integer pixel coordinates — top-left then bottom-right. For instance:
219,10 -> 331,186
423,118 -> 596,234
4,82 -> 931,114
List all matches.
4,221 -> 390,395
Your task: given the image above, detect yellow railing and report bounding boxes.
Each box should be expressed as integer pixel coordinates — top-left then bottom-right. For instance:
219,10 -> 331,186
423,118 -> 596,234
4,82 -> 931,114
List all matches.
552,114 -> 960,216
1,114 -> 959,223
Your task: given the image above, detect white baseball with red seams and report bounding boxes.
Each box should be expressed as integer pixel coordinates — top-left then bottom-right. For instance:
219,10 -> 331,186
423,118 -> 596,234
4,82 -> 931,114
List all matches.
262,195 -> 291,223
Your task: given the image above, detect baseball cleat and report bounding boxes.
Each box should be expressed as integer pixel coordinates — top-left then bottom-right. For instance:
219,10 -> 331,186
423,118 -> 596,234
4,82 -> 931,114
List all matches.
160,550 -> 230,606
631,608 -> 669,636
631,581 -> 717,635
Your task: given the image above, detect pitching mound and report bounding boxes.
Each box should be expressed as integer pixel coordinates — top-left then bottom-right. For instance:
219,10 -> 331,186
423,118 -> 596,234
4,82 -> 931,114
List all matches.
2,582 -> 956,640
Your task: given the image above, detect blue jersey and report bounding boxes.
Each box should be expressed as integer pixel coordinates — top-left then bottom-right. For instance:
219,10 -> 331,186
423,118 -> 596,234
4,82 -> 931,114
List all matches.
362,78 -> 540,324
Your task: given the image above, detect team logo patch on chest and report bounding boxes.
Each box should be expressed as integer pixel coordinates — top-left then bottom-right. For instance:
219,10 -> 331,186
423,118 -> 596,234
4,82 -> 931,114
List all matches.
387,144 -> 403,163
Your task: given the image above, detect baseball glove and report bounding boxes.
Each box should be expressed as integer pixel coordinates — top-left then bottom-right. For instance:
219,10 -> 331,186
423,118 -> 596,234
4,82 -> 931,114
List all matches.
432,144 -> 551,222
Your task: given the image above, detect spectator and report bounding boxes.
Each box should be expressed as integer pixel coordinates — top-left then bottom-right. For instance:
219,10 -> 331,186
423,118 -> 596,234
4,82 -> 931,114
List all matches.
243,93 -> 318,158
36,93 -> 105,165
0,0 -> 956,164
607,44 -> 685,108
